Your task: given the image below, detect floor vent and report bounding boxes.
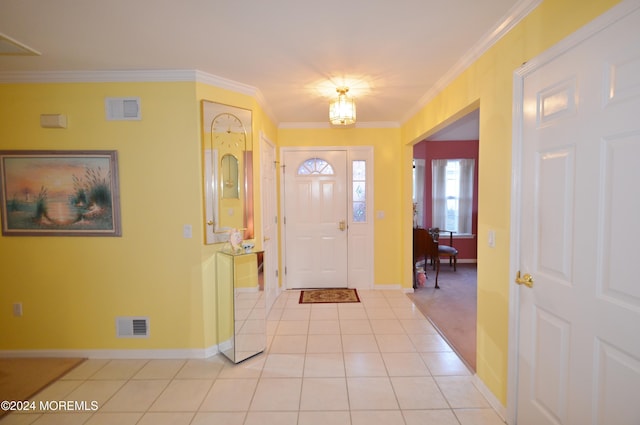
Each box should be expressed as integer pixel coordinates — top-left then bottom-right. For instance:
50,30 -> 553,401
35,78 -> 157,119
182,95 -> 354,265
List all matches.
105,97 -> 141,121
116,316 -> 149,338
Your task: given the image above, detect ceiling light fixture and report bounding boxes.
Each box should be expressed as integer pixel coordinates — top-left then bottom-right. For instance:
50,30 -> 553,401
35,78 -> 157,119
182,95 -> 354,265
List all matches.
329,87 -> 356,126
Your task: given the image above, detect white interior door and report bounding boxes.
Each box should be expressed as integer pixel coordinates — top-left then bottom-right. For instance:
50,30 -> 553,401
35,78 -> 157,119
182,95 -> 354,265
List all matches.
516,5 -> 640,424
260,134 -> 278,313
283,150 -> 348,288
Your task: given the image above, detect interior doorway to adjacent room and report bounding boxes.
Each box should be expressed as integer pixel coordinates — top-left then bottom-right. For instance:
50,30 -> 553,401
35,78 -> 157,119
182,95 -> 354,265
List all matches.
411,108 -> 479,371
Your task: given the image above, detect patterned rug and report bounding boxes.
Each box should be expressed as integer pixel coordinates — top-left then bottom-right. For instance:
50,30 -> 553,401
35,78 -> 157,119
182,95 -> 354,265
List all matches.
299,288 -> 360,304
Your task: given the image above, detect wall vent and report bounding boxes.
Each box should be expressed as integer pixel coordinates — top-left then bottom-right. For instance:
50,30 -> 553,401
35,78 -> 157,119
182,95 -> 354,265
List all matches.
105,97 -> 141,121
116,316 -> 149,338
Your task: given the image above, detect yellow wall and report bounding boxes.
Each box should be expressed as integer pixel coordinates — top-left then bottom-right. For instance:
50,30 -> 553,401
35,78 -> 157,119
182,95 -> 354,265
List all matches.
402,0 -> 620,405
277,127 -> 403,286
0,81 -> 207,350
0,80 -> 276,352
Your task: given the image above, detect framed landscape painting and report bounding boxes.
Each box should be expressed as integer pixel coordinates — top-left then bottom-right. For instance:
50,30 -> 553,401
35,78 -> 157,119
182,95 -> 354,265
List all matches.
0,150 -> 121,236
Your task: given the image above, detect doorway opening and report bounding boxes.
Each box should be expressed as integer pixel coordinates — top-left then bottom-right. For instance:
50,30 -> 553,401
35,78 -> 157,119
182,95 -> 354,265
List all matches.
409,108 -> 479,371
280,146 -> 374,290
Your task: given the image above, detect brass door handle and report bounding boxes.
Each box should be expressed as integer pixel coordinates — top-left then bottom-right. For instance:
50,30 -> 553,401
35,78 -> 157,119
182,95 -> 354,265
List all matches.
515,271 -> 534,288
207,220 -> 214,226
264,237 -> 270,242
339,220 -> 346,231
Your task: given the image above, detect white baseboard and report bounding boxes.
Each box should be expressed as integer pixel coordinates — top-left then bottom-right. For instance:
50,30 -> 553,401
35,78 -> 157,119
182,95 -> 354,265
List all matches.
473,374 -> 507,421
217,339 -> 233,354
0,345 -> 220,359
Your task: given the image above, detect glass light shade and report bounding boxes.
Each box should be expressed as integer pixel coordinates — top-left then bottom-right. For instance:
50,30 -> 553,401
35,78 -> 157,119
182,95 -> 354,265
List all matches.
329,88 -> 356,126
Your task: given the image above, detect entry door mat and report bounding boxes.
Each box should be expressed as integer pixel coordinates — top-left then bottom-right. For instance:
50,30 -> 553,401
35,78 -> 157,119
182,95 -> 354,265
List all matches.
299,288 -> 360,304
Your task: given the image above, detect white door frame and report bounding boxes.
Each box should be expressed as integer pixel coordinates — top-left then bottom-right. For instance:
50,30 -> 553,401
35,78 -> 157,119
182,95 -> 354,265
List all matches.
279,146 -> 374,290
260,132 -> 280,312
506,2 -> 639,423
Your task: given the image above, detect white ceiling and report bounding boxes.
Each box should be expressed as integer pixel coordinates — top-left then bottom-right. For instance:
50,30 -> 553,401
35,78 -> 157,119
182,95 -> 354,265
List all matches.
0,0 -> 532,129
427,109 -> 479,141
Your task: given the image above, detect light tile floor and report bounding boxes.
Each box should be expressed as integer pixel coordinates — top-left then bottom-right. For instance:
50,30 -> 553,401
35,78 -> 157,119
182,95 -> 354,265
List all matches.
1,290 -> 505,425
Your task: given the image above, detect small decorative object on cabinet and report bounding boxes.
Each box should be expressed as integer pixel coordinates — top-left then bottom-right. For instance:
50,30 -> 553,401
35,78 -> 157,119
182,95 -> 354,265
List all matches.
229,229 -> 243,253
216,250 -> 265,363
241,240 -> 255,253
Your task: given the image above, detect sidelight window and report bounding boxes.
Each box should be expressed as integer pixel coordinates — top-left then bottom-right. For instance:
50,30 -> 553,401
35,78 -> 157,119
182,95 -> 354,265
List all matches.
352,160 -> 366,222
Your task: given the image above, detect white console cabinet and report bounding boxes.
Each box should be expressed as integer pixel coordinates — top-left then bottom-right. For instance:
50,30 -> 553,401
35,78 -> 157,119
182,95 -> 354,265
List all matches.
216,251 -> 265,363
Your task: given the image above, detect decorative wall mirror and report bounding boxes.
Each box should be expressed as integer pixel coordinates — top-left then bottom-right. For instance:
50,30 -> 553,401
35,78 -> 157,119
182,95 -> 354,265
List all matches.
202,101 -> 253,244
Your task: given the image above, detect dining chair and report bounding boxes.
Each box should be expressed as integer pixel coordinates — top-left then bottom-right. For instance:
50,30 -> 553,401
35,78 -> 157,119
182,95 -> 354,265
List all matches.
429,227 -> 458,271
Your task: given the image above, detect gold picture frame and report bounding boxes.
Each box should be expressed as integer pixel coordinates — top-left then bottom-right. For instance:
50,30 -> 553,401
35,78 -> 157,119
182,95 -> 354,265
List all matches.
0,150 -> 122,236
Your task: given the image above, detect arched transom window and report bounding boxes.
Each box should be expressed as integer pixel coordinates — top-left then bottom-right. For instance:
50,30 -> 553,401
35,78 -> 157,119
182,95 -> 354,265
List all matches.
297,158 -> 334,175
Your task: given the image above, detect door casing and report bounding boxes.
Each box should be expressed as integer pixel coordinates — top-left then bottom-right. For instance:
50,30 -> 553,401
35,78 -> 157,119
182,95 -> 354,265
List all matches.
279,146 -> 374,290
260,132 -> 279,313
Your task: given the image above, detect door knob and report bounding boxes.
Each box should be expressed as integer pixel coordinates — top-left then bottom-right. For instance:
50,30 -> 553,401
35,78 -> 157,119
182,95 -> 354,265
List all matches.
515,271 -> 534,288
207,220 -> 214,226
339,220 -> 346,231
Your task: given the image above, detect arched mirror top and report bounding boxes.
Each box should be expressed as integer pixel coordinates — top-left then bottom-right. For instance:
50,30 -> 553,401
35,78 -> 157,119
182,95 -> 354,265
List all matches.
211,112 -> 247,150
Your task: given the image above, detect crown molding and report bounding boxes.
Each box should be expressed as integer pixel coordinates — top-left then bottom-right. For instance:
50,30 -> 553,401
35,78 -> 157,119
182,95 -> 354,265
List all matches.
252,87 -> 279,127
0,69 -> 258,94
0,0 -> 541,128
193,70 -> 256,96
0,69 -> 201,83
194,70 -> 279,125
401,0 -> 542,123
0,68 -> 280,126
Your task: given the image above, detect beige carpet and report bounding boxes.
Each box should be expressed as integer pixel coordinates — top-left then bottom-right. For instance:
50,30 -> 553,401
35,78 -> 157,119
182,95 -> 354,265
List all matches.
408,263 -> 477,371
0,357 -> 85,417
299,288 -> 360,304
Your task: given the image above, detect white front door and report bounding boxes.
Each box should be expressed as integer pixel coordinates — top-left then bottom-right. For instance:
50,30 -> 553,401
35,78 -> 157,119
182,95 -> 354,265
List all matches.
283,150 -> 348,288
260,134 -> 278,313
516,5 -> 640,424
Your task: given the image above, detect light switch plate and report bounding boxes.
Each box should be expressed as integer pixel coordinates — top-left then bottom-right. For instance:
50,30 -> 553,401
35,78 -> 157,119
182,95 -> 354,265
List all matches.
488,229 -> 496,248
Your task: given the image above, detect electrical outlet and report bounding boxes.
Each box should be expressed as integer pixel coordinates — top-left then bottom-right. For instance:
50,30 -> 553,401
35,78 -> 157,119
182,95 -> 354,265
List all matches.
13,303 -> 23,317
183,224 -> 192,239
